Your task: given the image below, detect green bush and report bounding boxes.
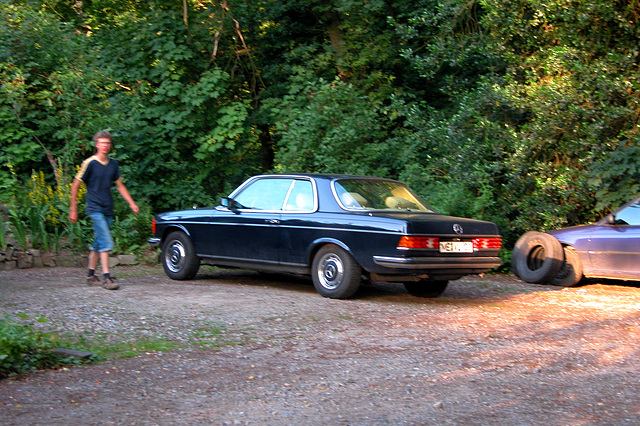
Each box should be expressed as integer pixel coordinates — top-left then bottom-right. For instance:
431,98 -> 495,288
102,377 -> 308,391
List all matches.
6,169 -> 153,256
0,314 -> 68,378
111,197 -> 154,256
7,169 -> 89,252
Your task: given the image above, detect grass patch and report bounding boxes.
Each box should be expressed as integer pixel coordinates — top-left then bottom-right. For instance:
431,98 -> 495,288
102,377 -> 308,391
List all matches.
55,332 -> 181,360
189,324 -> 237,350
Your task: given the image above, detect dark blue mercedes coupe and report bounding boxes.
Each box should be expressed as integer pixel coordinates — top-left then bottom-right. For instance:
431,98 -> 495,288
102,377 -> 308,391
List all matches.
149,174 -> 502,299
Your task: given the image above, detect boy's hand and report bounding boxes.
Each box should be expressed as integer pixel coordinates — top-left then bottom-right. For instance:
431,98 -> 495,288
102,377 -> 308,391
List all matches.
69,208 -> 78,224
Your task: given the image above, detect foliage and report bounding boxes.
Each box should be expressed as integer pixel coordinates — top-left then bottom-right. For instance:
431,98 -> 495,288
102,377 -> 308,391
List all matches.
111,196 -> 154,255
1,0 -> 640,251
0,213 -> 7,250
0,2 -> 117,189
89,1 -> 265,210
8,169 -> 87,251
0,313 -> 80,378
390,0 -> 640,243
271,79 -> 405,177
6,169 -> 151,255
589,139 -> 640,212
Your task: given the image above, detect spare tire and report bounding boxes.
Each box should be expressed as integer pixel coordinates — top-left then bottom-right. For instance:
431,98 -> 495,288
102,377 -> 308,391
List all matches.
512,231 -> 564,284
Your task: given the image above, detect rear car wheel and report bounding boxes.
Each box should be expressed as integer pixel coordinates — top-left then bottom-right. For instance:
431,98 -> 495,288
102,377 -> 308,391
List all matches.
512,231 -> 563,284
551,246 -> 583,287
161,231 -> 200,280
312,245 -> 361,299
404,280 -> 449,298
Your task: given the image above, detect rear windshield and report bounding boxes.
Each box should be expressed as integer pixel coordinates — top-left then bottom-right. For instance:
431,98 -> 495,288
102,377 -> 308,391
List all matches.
333,179 -> 434,212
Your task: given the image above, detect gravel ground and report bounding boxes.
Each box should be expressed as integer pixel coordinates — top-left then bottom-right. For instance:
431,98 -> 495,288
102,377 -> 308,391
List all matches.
1,265 -> 640,425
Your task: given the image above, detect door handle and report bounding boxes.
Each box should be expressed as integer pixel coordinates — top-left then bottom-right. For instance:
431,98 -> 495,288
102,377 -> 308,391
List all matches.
268,219 -> 280,224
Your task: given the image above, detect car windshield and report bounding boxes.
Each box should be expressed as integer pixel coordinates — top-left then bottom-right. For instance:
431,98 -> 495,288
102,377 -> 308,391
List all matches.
333,179 -> 435,212
613,200 -> 640,225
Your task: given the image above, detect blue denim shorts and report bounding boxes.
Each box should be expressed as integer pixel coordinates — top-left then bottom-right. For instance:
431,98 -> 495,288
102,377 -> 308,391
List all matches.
88,212 -> 114,253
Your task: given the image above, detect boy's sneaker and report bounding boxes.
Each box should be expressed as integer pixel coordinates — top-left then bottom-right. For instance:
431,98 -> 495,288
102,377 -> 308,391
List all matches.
87,275 -> 102,286
102,277 -> 120,290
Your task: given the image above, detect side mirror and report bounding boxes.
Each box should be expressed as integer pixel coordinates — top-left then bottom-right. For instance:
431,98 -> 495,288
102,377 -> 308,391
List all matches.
220,197 -> 242,213
606,214 -> 628,226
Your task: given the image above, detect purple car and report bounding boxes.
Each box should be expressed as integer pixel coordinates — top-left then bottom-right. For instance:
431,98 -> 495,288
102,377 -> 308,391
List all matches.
512,196 -> 640,286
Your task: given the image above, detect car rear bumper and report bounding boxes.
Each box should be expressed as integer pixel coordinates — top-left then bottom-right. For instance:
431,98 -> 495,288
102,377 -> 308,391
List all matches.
148,237 -> 161,248
372,255 -> 502,271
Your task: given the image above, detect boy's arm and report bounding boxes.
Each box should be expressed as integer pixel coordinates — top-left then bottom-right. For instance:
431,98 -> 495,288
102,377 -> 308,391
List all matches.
69,178 -> 82,223
115,180 -> 140,215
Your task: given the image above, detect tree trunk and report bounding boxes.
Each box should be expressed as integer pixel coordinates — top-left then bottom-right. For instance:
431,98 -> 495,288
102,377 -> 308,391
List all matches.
259,124 -> 274,172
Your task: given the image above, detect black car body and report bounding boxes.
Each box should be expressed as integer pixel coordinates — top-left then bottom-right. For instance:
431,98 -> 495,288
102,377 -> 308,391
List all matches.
149,174 -> 502,298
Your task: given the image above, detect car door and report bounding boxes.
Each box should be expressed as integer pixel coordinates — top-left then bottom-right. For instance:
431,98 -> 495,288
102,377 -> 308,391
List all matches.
588,200 -> 640,279
209,177 -> 293,263
279,178 -> 318,266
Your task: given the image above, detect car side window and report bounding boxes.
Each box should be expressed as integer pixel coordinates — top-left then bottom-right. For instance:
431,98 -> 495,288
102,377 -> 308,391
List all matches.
234,178 -> 294,211
283,179 -> 314,212
614,201 -> 640,226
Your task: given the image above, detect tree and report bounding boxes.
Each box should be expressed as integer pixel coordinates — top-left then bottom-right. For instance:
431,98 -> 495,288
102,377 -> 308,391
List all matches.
0,1 -> 115,196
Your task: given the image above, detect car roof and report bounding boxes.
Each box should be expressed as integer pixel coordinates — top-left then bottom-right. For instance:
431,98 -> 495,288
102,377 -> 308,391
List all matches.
253,173 -> 402,182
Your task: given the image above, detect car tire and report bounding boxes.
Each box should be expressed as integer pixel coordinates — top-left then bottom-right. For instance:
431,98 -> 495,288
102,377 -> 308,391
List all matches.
161,231 -> 200,280
551,246 -> 583,287
404,280 -> 449,298
312,245 -> 361,299
512,231 -> 564,284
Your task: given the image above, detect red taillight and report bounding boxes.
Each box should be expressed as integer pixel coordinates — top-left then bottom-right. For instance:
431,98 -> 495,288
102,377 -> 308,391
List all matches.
151,218 -> 156,235
398,236 -> 440,249
472,237 -> 502,250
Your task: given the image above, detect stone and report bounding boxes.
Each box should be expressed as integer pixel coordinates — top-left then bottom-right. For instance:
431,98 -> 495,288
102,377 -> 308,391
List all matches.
52,348 -> 94,360
108,256 -> 120,268
142,250 -> 159,265
33,256 -> 44,268
16,251 -> 33,269
41,252 -> 56,267
0,260 -> 17,271
118,254 -> 137,265
55,255 -> 77,267
77,255 -> 88,268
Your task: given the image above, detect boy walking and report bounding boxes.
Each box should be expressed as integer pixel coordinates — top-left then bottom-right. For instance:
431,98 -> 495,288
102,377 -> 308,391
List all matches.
69,131 -> 139,290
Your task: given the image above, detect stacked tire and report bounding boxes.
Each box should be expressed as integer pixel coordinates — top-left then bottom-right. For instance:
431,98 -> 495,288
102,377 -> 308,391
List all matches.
512,231 -> 583,287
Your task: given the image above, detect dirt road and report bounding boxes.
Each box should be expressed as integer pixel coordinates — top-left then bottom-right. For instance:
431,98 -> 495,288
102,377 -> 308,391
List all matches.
1,266 -> 640,424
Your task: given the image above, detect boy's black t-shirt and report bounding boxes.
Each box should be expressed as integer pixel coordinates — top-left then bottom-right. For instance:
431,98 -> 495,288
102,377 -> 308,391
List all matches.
75,156 -> 121,216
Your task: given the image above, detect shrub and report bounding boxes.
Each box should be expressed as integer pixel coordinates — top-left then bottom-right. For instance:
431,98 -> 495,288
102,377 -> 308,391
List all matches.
0,314 -> 67,378
8,168 -> 89,252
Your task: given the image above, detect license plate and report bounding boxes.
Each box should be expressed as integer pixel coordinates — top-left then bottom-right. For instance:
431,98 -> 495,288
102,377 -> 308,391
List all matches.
439,241 -> 473,253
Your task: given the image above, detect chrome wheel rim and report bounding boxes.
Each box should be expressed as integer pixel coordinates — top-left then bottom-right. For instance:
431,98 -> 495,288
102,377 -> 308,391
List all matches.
165,240 -> 186,273
317,253 -> 344,290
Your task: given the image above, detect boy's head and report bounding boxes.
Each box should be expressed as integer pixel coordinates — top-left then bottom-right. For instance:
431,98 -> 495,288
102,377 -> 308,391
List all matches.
93,130 -> 113,155
92,130 -> 112,143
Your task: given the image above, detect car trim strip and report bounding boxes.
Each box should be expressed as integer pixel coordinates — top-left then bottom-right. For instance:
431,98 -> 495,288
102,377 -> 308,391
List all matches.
372,255 -> 502,270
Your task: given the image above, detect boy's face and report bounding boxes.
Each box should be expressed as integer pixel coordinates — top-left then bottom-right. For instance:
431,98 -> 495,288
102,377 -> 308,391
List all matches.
95,137 -> 112,155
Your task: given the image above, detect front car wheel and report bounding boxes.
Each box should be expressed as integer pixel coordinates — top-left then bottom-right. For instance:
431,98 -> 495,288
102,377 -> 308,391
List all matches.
161,231 -> 200,280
